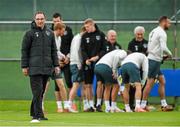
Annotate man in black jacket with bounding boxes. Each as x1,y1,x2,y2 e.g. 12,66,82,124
81,18,106,112
127,26,148,110
50,13,74,112
21,12,59,123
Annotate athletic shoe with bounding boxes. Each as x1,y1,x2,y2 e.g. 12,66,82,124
87,107,96,112
38,117,48,120
142,106,150,112
57,108,63,113
96,105,103,112
30,119,40,123
112,106,125,113
135,107,146,112
63,108,69,113
68,107,78,113
161,105,173,112
125,108,133,112
105,108,111,113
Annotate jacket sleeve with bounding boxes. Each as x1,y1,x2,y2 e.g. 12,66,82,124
21,31,31,68
159,34,172,56
80,35,89,63
51,34,59,67
127,41,133,53
66,27,74,58
98,32,106,58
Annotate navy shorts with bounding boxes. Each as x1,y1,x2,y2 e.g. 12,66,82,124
94,64,117,84
121,63,141,84
70,64,84,83
148,59,163,79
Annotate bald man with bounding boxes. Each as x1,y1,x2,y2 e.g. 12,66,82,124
96,30,123,112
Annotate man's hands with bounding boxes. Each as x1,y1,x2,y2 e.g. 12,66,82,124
55,66,60,75
85,56,99,66
22,68,29,76
59,55,70,67
90,56,99,62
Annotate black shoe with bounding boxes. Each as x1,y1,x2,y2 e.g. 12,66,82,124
88,107,95,112
38,117,48,120
96,105,103,112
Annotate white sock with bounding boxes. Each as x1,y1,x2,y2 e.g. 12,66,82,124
89,100,94,108
111,102,116,109
68,100,73,107
135,99,141,108
141,100,147,108
125,104,131,111
96,99,102,106
161,99,168,107
83,99,90,109
105,100,110,110
63,101,69,109
56,101,62,109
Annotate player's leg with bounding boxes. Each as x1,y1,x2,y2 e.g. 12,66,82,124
158,74,173,111
42,79,50,112
55,78,69,112
134,82,146,112
85,68,95,112
63,65,73,93
123,84,132,112
129,86,135,110
104,84,112,113
111,84,124,112
141,59,160,110
82,84,90,111
54,78,63,113
96,81,103,112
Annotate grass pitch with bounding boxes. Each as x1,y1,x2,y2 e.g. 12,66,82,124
0,100,180,126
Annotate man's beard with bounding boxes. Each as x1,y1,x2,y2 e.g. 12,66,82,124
164,26,169,30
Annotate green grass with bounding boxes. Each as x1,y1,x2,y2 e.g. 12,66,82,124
0,100,180,126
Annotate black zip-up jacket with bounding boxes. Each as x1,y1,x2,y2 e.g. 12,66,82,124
21,21,59,76
51,24,73,56
128,38,148,55
81,24,106,63
104,40,122,53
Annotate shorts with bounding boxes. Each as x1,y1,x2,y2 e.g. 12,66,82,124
148,59,163,79
121,62,141,84
83,64,95,84
94,64,117,84
70,64,84,83
51,71,62,80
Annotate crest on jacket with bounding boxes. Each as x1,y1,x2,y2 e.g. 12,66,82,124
96,35,101,40
86,37,90,43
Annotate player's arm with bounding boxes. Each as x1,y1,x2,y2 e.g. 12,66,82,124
160,34,172,57
81,36,90,65
142,56,149,85
21,31,32,76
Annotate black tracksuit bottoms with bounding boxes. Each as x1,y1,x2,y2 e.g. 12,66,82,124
29,74,49,119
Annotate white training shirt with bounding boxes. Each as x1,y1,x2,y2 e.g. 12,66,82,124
148,26,172,62
70,33,83,68
121,52,148,83
96,49,127,74
55,35,65,60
